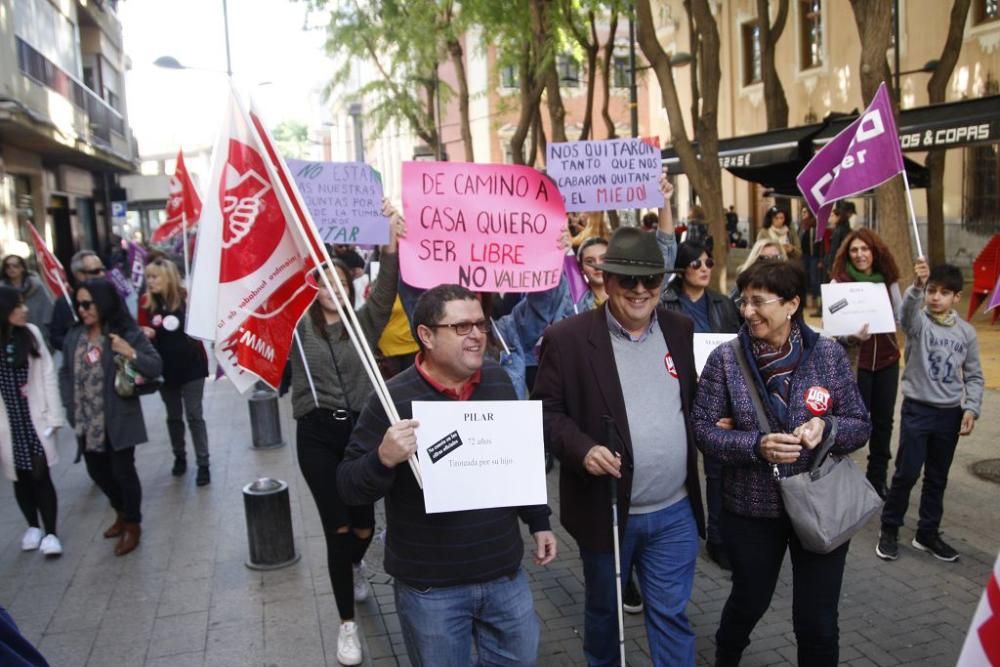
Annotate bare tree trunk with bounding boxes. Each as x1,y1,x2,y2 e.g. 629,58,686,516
447,38,475,162
925,0,972,265
578,12,599,141
544,58,568,143
510,48,545,164
757,0,789,129
528,106,541,167
601,10,619,139
637,0,727,289
849,0,912,284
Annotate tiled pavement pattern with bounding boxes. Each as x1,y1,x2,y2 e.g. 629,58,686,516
0,377,997,666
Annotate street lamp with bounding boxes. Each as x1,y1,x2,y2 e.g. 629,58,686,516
154,0,232,76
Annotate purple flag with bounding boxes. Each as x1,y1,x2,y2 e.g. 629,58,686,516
563,254,588,305
107,267,133,299
126,241,147,290
797,83,905,239
988,273,1000,312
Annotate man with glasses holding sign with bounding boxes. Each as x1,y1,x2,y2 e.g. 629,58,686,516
534,227,705,666
338,284,557,665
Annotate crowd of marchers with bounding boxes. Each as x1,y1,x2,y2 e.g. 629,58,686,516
0,176,982,666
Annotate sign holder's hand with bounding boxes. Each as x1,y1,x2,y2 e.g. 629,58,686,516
914,258,930,288
378,419,420,468
532,530,558,566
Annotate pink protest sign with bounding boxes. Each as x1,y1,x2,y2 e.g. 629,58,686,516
400,162,566,293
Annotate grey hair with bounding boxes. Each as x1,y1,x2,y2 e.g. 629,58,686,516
70,250,100,274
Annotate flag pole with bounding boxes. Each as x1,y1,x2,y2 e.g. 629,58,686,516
901,170,924,259
293,329,320,408
240,93,422,487
54,270,78,323
182,213,191,279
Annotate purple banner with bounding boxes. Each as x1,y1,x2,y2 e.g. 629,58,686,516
563,254,588,305
108,267,133,299
127,241,147,289
547,137,664,213
988,273,1000,312
286,159,389,246
797,83,905,239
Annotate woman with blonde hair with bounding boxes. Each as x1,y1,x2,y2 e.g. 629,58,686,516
138,258,210,485
728,239,787,302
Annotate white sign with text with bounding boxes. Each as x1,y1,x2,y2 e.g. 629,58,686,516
413,400,547,514
694,333,738,375
820,282,897,336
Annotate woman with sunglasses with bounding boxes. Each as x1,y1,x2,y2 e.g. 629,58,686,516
59,279,161,556
692,260,870,666
1,256,54,338
138,259,211,485
829,228,903,498
0,287,65,556
289,204,402,666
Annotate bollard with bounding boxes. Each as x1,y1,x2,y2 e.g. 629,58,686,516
243,478,300,570
248,381,285,449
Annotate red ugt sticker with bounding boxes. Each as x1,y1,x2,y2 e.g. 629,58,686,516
805,386,831,416
664,352,678,378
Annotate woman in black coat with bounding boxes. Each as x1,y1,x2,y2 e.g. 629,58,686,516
60,279,161,556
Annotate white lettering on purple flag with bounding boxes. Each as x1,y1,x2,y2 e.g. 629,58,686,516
797,83,905,239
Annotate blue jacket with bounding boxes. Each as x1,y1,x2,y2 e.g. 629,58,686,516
399,278,568,399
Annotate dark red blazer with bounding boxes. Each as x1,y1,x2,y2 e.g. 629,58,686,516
533,305,706,552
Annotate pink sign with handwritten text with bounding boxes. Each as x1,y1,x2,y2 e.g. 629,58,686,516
400,162,567,293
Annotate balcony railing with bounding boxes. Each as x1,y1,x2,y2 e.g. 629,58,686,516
14,37,125,144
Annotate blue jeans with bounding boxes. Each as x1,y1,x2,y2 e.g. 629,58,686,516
394,568,539,666
881,398,963,535
580,497,699,666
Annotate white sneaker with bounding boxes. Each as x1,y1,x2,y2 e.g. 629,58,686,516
39,534,62,557
353,562,371,602
336,620,363,665
21,527,42,551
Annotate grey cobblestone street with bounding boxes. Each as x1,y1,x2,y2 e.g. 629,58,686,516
0,377,997,666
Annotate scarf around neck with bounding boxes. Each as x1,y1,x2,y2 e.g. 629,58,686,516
845,262,884,283
750,321,804,429
924,307,957,327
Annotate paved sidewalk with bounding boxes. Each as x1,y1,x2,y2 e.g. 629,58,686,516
0,377,997,666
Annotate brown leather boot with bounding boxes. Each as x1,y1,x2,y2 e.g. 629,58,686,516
103,512,126,539
114,523,141,556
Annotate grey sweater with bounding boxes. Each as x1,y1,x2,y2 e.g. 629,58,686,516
899,285,983,417
608,315,688,514
290,252,398,419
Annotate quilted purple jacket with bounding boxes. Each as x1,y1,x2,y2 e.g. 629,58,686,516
692,322,871,518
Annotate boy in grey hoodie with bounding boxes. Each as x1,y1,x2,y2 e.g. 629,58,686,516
875,260,983,563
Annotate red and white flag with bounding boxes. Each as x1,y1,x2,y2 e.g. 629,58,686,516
958,552,1000,666
152,150,203,244
24,222,72,303
186,87,322,392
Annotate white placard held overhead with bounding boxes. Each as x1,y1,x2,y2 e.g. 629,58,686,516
820,282,897,337
412,400,547,514
694,333,738,375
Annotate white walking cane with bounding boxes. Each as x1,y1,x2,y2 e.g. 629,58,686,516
605,417,627,665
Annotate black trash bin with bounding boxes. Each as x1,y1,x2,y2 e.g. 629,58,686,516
243,478,300,570
248,382,285,449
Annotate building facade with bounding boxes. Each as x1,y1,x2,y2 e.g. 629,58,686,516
645,0,1000,261
0,0,138,270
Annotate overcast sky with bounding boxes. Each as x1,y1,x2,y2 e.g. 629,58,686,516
119,0,333,157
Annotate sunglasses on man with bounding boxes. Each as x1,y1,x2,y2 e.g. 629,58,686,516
606,273,665,290
81,267,106,276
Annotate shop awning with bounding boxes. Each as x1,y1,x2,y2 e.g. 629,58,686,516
660,94,999,196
